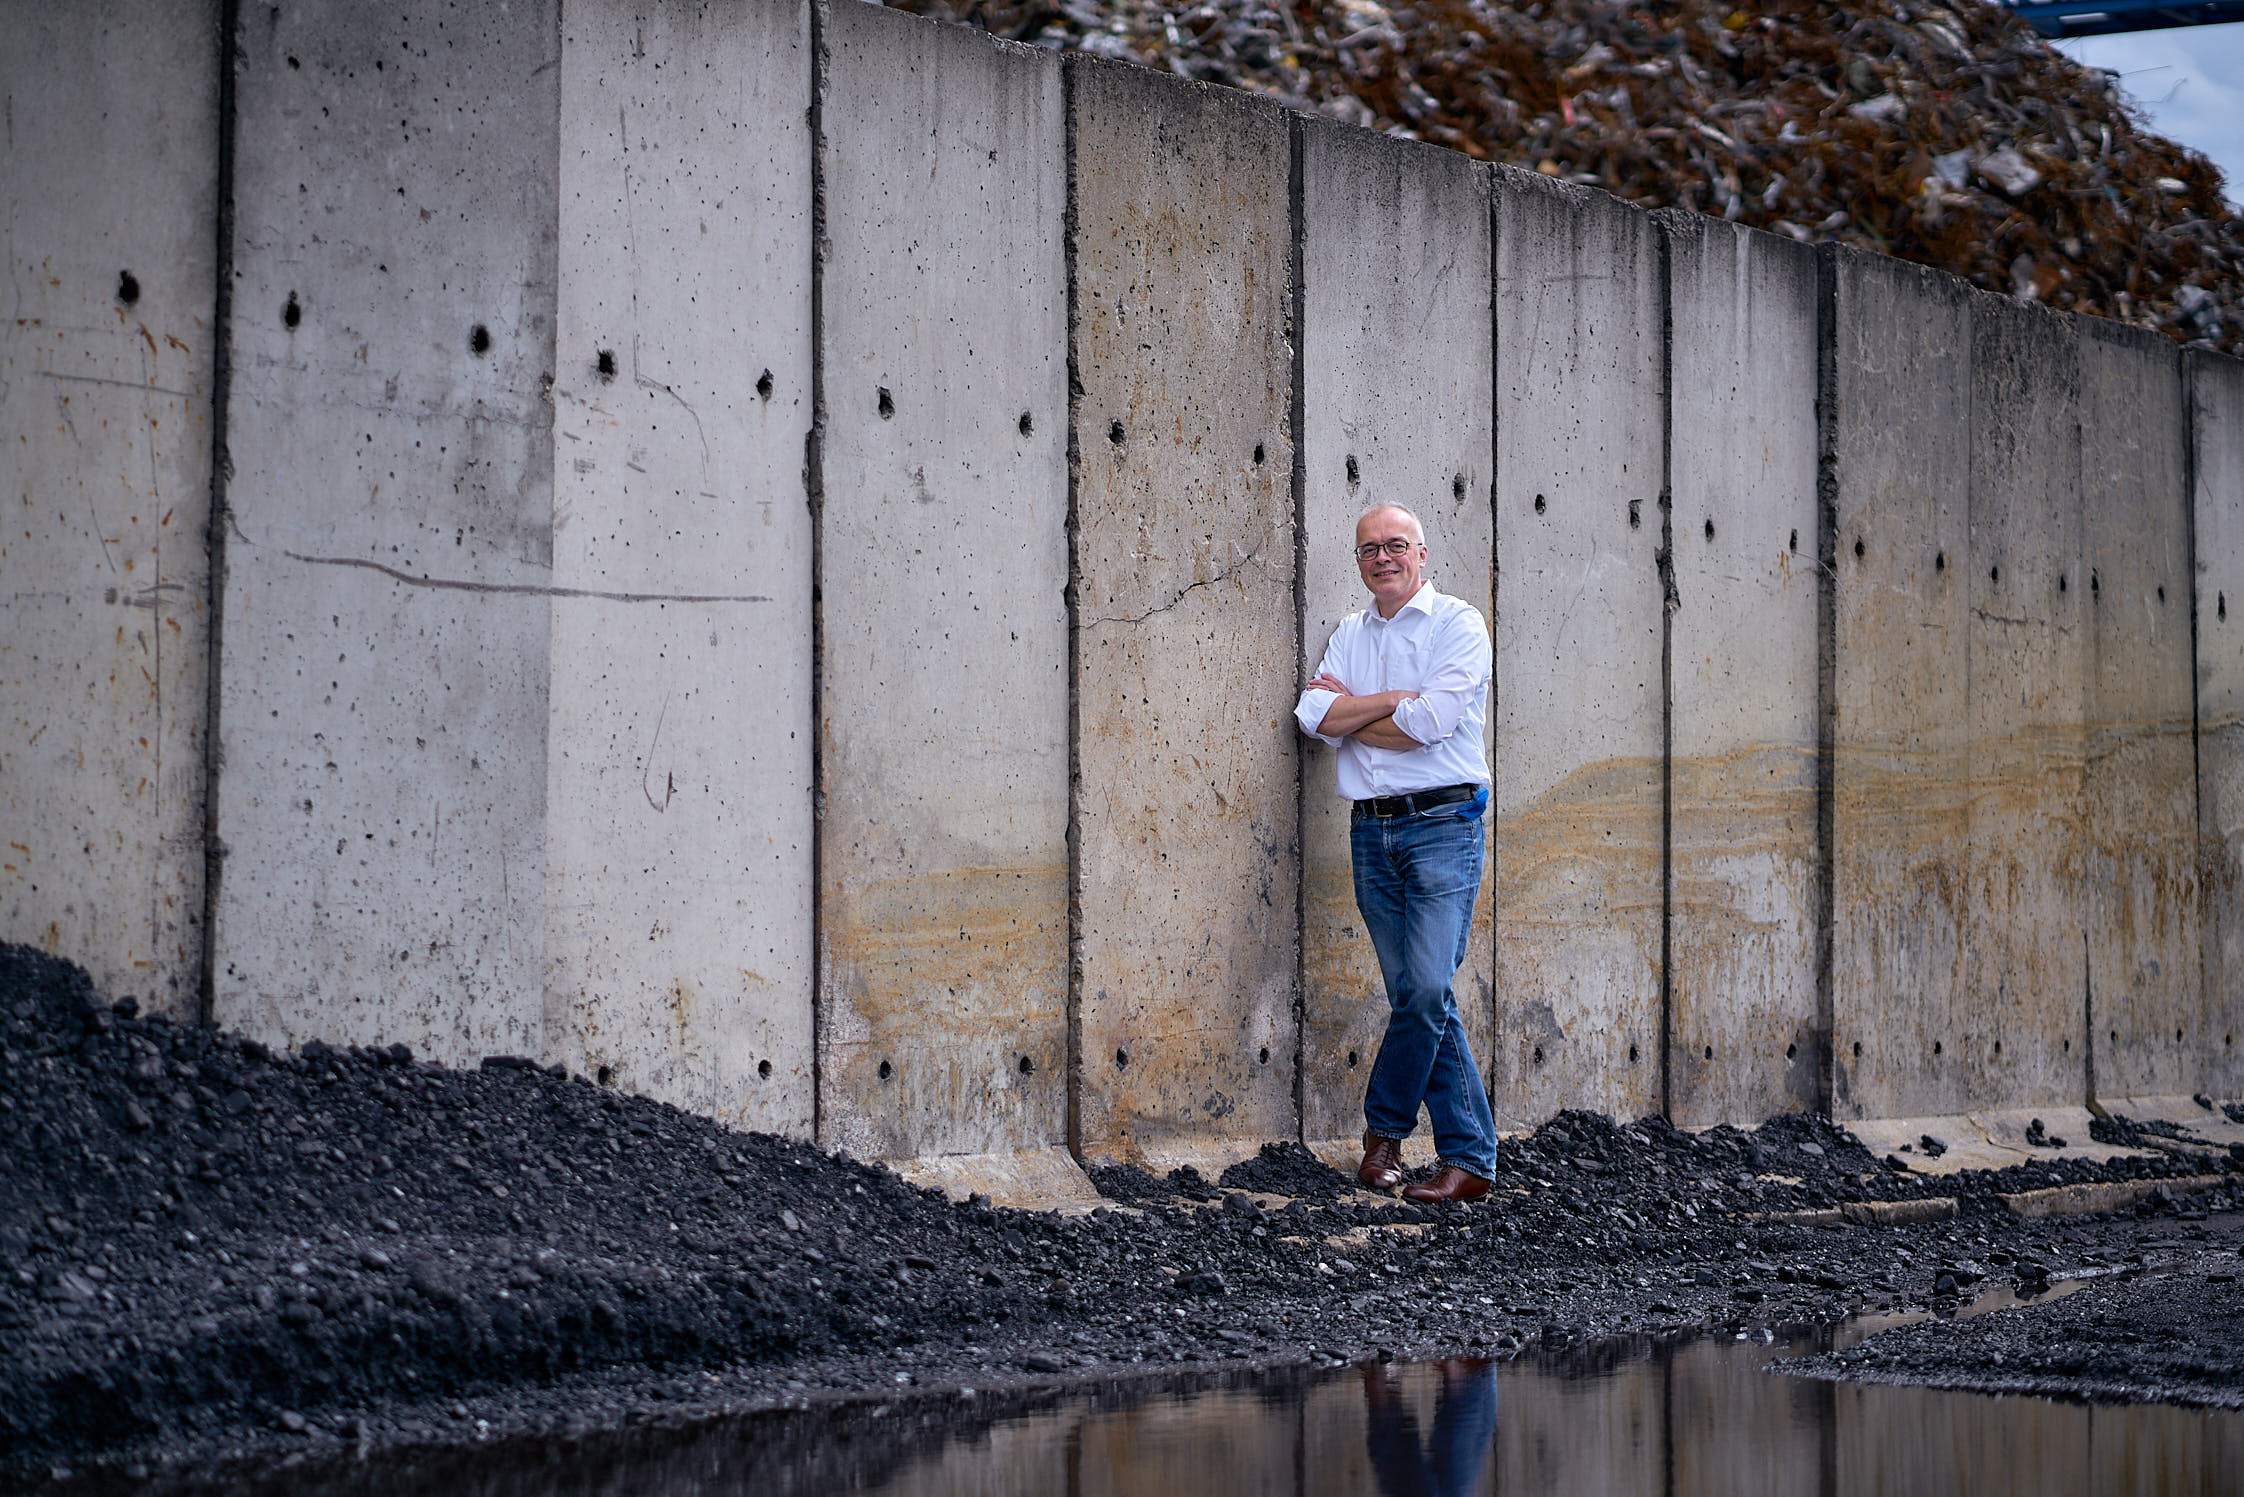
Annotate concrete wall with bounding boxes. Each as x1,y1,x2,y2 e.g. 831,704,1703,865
1662,215,1823,1128
815,1,1068,1160
1489,168,1666,1127
1829,250,1974,1121
543,0,813,1132
1296,119,1495,1147
210,0,561,1061
2077,321,2199,1102
0,0,218,1016
2194,351,2244,1095
13,0,2244,1170
1068,58,1299,1166
1962,295,2087,1111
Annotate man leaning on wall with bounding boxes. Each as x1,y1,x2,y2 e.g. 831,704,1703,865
1295,504,1497,1204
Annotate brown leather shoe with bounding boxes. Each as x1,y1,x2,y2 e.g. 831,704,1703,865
1402,1165,1492,1204
1357,1132,1404,1192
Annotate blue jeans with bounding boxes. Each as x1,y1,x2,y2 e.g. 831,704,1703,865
1351,786,1497,1179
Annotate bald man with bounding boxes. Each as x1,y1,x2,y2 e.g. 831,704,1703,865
1295,504,1496,1204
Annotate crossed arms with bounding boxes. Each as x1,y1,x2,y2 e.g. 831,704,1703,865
1306,675,1422,750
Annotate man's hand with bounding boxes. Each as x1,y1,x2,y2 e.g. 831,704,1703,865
1308,671,1351,696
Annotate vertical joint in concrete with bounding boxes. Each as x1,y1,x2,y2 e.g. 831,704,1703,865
1811,242,1840,1118
1483,165,1502,1104
1060,54,1085,1163
197,0,243,1031
806,0,831,1143
1286,111,1308,1141
1654,217,1677,1123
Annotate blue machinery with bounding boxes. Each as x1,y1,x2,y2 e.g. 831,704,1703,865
2003,0,2244,36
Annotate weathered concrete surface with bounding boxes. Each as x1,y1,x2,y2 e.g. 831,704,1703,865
1828,251,1973,1121
2078,321,2200,1101
0,0,218,1016
1070,59,1297,1167
212,1,560,1060
1670,1333,1824,1497
2194,350,2244,1095
1296,120,1494,1148
1489,168,1665,1127
542,0,811,1132
888,1145,1100,1213
1661,215,1822,1129
817,2,1068,1161
1963,296,2087,1111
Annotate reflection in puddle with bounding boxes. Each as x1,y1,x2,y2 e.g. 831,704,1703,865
131,1283,2244,1496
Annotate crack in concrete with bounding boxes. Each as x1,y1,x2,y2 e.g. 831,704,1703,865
282,551,771,605
1084,533,1277,628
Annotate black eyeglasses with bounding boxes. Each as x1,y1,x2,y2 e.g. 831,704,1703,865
1354,538,1420,561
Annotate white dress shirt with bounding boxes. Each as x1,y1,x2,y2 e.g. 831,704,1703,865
1294,581,1492,801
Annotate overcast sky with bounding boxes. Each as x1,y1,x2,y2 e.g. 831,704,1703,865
2056,21,2244,202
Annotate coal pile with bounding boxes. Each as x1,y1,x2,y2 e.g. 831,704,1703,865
892,0,2243,354
7,941,2242,1480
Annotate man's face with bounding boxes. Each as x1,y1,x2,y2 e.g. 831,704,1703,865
1355,508,1426,610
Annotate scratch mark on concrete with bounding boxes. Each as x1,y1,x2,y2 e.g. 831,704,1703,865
42,370,197,399
282,552,770,605
642,692,674,814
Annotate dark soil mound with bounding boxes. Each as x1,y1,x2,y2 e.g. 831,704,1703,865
897,0,2243,353
1219,1141,1350,1201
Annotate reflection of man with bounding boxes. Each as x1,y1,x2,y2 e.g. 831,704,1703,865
1295,504,1497,1205
1360,1357,1499,1497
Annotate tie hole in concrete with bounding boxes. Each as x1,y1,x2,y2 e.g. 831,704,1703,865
1110,420,1126,446
1345,454,1359,487
758,1059,773,1079
1018,1055,1034,1075
595,349,616,383
1533,493,1546,516
469,323,491,356
283,291,301,330
1114,1048,1129,1070
877,386,894,420
117,270,140,306
756,368,774,400
1018,410,1033,436
878,1059,893,1081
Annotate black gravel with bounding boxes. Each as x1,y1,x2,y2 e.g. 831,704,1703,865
1218,1142,1350,1202
6,942,2242,1484
1784,1240,2244,1409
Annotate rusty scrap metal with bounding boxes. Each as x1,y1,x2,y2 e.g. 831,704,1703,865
893,0,2242,353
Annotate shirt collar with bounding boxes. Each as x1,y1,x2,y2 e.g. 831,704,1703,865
1369,580,1438,625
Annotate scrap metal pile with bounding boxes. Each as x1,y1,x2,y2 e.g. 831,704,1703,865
891,0,2242,352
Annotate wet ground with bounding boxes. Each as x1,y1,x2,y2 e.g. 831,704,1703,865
6,943,2243,1486
40,1284,2244,1494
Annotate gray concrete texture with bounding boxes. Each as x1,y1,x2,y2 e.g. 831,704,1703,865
210,0,561,1062
2076,320,2200,1102
1295,119,1494,1147
1068,57,1299,1166
1963,294,2087,1112
1489,167,1665,1128
1661,214,1822,1129
1829,250,1974,1121
543,0,814,1133
815,1,1068,1161
0,0,219,1016
2193,350,2244,1095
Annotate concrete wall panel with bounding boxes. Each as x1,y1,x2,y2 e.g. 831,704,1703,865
212,1,560,1060
2193,350,2244,1094
543,0,813,1132
1962,296,2087,1110
1297,120,1494,1146
1663,216,1822,1128
1490,169,1665,1127
2078,321,2199,1100
0,0,218,1015
1070,59,1297,1164
816,1,1068,1160
1829,251,1973,1121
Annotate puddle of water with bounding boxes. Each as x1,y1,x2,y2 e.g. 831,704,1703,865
97,1282,2244,1496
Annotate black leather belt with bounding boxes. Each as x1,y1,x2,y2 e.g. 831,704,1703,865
1353,783,1478,819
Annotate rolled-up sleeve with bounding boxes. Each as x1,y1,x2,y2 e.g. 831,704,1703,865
1295,632,1347,746
1391,608,1491,747
1296,687,1343,746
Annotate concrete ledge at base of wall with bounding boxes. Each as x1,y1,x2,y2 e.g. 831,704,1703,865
1845,1109,2162,1176
887,1147,1105,1213
1998,1174,2228,1219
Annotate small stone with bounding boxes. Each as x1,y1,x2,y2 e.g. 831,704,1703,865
1021,1352,1066,1373
122,1101,153,1131
359,1247,392,1271
1222,1192,1257,1217
278,1411,307,1434
781,1209,802,1233
1798,1142,1823,1158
